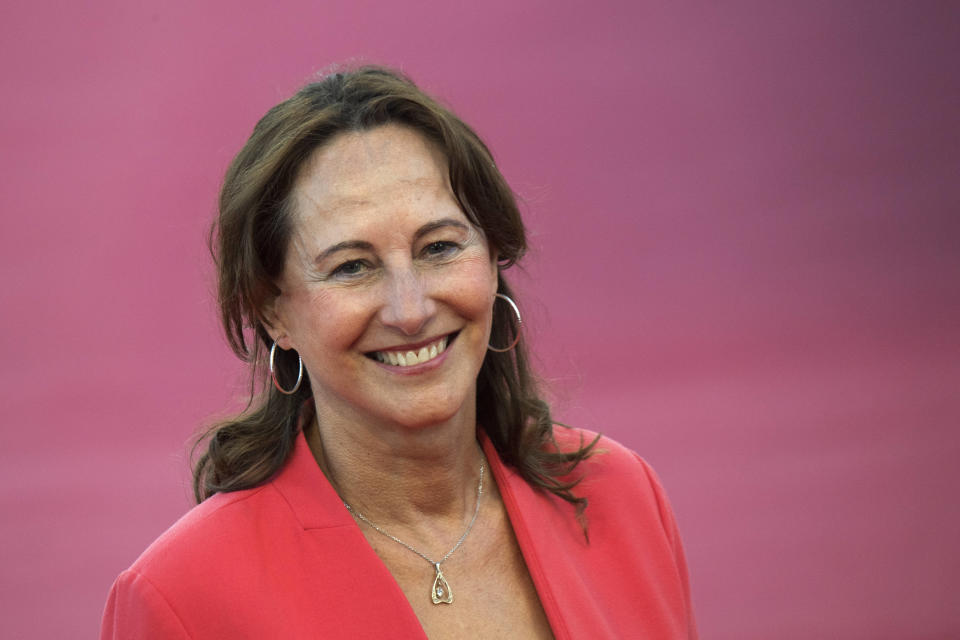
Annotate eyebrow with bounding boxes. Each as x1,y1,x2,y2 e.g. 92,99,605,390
313,218,471,264
413,218,471,241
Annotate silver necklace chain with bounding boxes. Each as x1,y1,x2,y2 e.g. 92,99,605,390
342,462,484,604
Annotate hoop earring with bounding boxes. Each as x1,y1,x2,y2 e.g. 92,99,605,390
269,341,303,395
488,293,522,353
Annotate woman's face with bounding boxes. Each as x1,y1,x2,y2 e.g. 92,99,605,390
270,124,499,432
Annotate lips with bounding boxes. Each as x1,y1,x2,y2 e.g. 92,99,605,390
369,334,452,367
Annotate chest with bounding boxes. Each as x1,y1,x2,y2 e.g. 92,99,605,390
359,499,554,640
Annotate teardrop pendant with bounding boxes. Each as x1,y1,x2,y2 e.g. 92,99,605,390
431,563,453,604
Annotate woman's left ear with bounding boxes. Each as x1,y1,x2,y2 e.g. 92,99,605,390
261,299,293,350
489,253,500,295
272,333,294,351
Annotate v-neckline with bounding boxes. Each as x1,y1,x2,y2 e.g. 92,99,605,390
271,428,567,639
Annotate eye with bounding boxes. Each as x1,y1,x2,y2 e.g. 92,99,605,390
331,259,369,277
422,241,459,258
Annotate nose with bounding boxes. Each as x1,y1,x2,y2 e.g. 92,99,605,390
379,266,436,336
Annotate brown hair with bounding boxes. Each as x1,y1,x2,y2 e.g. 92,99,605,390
193,65,598,517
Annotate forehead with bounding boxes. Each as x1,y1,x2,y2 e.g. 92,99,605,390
290,124,452,224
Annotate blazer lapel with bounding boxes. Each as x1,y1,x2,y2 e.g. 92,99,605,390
272,431,429,639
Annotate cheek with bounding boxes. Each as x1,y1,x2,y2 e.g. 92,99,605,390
283,289,371,353
442,257,498,321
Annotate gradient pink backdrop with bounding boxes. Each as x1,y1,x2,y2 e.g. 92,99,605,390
2,2,958,638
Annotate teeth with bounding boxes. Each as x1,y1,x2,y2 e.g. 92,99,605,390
375,336,449,367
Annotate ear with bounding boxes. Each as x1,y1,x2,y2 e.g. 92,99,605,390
489,251,500,296
261,296,294,350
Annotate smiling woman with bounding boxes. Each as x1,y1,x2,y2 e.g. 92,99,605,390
100,66,697,639
270,126,499,435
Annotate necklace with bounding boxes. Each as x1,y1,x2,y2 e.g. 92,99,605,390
343,462,484,605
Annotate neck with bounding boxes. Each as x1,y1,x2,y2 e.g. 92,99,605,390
305,406,484,530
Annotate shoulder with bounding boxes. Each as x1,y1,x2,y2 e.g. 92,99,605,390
551,426,683,545
126,484,283,579
101,442,422,638
551,425,655,485
530,427,698,636
109,429,354,607
101,485,289,639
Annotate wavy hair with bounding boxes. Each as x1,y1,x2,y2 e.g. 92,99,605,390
193,66,598,518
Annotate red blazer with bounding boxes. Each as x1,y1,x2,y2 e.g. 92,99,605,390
101,428,697,639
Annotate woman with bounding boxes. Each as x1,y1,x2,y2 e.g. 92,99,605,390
101,66,697,639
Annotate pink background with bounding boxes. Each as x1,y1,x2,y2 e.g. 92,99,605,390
2,2,958,638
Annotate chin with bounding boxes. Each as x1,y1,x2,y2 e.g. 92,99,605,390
384,397,467,431
391,411,458,431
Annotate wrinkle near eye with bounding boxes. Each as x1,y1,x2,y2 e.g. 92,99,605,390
278,232,313,286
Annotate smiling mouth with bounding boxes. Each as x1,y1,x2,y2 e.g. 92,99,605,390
367,333,456,367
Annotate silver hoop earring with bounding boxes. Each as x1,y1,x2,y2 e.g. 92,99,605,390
488,293,522,353
269,341,303,395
